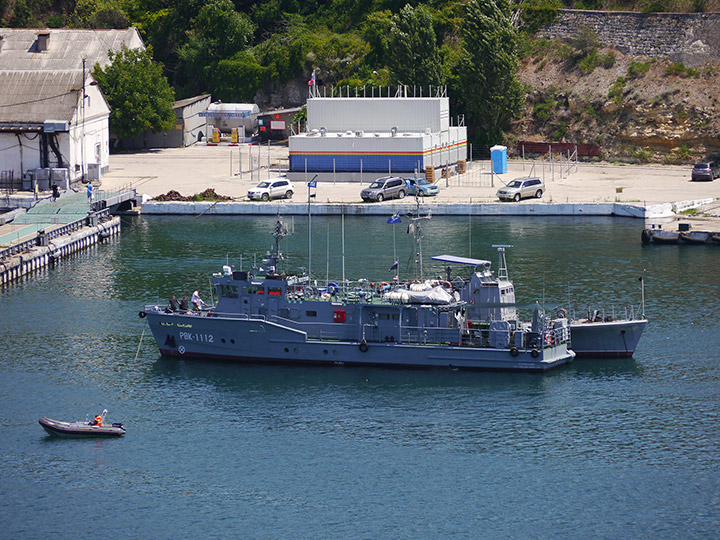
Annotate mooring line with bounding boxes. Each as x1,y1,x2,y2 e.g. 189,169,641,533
134,325,146,361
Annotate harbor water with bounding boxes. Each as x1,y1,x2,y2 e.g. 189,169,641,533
1,214,719,539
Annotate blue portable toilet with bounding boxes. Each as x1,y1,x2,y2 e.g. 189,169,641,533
490,145,507,174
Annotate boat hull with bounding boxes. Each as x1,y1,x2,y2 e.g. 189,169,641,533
39,417,126,437
145,311,575,372
679,231,709,244
570,319,647,358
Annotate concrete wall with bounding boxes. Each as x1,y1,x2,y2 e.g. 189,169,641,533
140,200,650,217
0,81,109,185
537,10,720,67
308,97,449,133
181,96,212,146
289,126,467,174
120,95,212,149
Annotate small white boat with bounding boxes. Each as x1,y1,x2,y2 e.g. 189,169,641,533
39,410,125,437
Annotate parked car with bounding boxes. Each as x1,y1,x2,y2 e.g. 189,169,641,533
406,177,439,197
361,176,407,202
496,177,544,202
248,179,294,201
691,161,720,181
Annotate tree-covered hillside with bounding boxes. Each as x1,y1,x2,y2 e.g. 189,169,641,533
2,0,718,154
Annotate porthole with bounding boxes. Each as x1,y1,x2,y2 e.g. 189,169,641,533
284,347,289,353
323,349,329,355
230,339,235,344
221,338,226,343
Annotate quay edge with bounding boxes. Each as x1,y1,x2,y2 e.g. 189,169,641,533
0,217,121,286
140,201,658,218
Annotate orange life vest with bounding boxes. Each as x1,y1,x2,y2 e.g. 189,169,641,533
94,416,103,426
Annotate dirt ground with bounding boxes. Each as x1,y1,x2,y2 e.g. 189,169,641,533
516,47,720,159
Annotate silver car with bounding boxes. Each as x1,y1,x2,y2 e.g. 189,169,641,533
248,179,295,201
361,176,407,202
497,177,544,202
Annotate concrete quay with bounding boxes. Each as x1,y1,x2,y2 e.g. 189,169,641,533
0,216,120,286
96,144,720,223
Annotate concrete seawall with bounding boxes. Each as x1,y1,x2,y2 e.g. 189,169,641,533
139,199,714,219
0,217,121,286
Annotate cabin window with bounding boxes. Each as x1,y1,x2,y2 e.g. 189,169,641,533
379,313,390,320
243,286,260,294
218,284,238,298
306,310,317,317
392,314,400,320
268,287,283,296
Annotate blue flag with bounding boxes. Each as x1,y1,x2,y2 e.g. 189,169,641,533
308,179,317,188
388,260,398,272
386,213,401,224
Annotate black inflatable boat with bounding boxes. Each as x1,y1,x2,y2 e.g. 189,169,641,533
39,415,126,438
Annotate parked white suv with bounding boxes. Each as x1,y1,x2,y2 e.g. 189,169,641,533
248,179,295,201
496,177,544,202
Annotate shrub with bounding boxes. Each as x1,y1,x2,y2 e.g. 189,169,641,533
601,52,616,68
630,146,652,162
577,48,599,74
665,62,699,78
627,60,651,78
549,121,568,141
608,77,626,103
533,97,556,121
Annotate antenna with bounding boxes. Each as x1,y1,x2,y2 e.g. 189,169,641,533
640,269,646,319
491,245,513,281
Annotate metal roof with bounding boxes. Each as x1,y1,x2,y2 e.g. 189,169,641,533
0,70,82,123
430,255,491,267
0,28,144,71
174,94,210,109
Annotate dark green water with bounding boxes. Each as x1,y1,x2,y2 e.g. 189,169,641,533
1,214,719,539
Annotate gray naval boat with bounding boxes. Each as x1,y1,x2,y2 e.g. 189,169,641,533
567,308,647,358
141,219,575,372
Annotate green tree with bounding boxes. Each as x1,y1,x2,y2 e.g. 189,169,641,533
458,0,524,151
177,0,255,94
70,0,129,29
387,4,443,87
93,46,176,139
362,10,393,71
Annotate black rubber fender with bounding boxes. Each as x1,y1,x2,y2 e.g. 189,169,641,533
510,347,519,357
359,340,369,353
138,311,147,318
531,348,539,358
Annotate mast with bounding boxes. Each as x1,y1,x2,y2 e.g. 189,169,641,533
491,244,513,281
408,197,431,281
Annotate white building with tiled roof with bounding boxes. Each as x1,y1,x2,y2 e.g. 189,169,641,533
0,28,144,190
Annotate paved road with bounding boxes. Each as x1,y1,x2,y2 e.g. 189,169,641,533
99,143,719,207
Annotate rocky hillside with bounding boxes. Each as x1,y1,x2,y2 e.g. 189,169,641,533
512,40,720,164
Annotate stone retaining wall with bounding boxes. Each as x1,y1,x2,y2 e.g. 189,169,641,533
537,10,720,66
